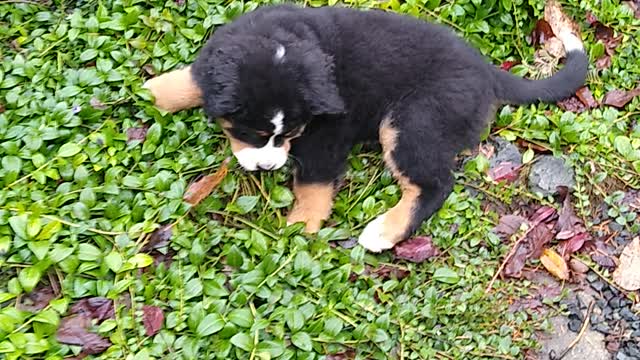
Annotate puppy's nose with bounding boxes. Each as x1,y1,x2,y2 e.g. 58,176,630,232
257,163,275,171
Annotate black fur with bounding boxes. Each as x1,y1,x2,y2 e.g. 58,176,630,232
190,4,588,241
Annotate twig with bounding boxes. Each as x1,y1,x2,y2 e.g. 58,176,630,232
549,300,595,360
485,219,543,294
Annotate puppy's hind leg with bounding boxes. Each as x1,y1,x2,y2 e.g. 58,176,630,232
358,116,454,252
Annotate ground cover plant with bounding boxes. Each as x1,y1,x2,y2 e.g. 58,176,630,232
1,0,639,359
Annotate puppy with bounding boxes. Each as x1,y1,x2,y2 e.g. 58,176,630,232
146,4,588,252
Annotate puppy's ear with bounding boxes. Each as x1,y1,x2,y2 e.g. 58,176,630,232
191,41,242,118
294,41,345,116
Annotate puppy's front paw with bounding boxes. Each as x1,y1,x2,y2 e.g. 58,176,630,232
286,212,323,233
358,214,397,252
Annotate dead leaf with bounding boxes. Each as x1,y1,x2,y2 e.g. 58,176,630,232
557,96,588,113
544,0,581,39
575,87,598,109
500,60,520,71
595,55,612,70
528,223,554,259
126,126,149,143
335,237,358,249
554,187,585,239
531,19,555,48
602,88,640,108
326,350,356,360
17,284,56,312
563,232,590,254
142,305,164,336
478,143,495,159
493,215,527,237
612,237,640,290
504,243,530,278
70,297,114,323
540,248,570,280
371,265,410,280
569,258,590,274
591,253,616,268
183,158,230,205
89,97,108,110
393,236,440,263
141,224,173,252
488,161,522,183
56,316,112,355
142,64,156,76
530,206,557,224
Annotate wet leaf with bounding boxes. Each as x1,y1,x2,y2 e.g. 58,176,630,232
142,224,173,251
488,161,521,183
530,19,554,48
126,126,149,143
612,237,640,291
56,316,112,354
291,332,313,352
539,248,569,280
371,265,410,280
17,285,56,312
196,313,224,336
393,236,440,263
557,96,588,113
183,159,230,205
70,297,114,323
561,232,590,256
433,267,460,284
591,254,616,268
142,305,164,336
575,87,598,109
602,88,640,108
493,215,527,237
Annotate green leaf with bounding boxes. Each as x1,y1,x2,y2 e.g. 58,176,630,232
256,340,285,357
78,243,102,261
36,221,61,240
9,214,28,239
57,143,82,157
104,251,123,273
285,309,304,332
228,308,253,328
79,48,99,62
27,241,50,260
270,185,294,208
226,245,244,268
19,266,42,292
230,332,253,352
196,314,225,336
228,196,259,214
127,253,153,268
146,123,162,144
433,267,460,284
522,148,534,164
291,332,313,351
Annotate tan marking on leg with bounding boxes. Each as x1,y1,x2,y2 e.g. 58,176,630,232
143,66,203,113
359,117,421,252
378,118,422,243
287,182,335,233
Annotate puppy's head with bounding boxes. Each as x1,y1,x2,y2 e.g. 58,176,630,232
192,35,345,171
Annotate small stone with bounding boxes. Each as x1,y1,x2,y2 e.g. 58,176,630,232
568,319,582,332
620,308,637,322
631,330,640,337
609,297,623,309
592,280,606,292
631,321,640,330
528,155,575,196
609,222,624,232
598,299,609,310
617,353,632,360
594,323,610,334
604,290,614,300
587,272,599,283
613,312,621,321
627,344,640,357
590,313,602,324
489,138,522,167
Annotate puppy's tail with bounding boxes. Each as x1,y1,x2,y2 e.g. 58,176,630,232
493,32,588,105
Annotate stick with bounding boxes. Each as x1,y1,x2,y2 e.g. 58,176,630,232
549,300,595,360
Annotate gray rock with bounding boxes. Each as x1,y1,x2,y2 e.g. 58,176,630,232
490,137,522,167
539,315,611,360
528,155,575,196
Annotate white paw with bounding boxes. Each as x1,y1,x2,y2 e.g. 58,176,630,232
358,214,396,252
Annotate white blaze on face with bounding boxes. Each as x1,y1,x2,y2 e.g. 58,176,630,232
234,110,289,171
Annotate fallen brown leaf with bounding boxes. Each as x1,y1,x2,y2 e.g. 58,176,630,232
591,253,617,268
183,158,230,205
141,224,173,252
595,55,612,70
540,248,570,280
569,258,590,274
142,305,164,336
602,88,640,108
557,96,588,113
371,265,410,280
56,316,112,355
70,297,114,323
126,126,149,143
544,0,581,39
393,236,440,263
17,284,56,312
575,87,598,109
488,161,522,183
531,19,555,48
493,215,527,238
612,237,640,290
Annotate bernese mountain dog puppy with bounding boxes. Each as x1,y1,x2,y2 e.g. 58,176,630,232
144,3,588,252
